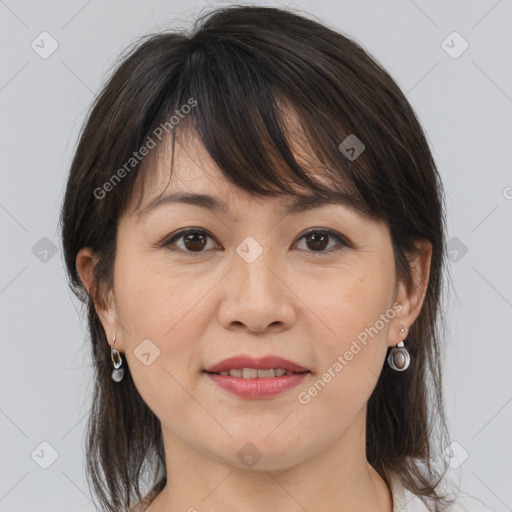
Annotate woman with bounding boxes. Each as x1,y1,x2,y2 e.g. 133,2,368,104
60,5,494,512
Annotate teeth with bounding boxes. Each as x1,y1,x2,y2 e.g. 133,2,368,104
216,368,293,378
243,368,258,378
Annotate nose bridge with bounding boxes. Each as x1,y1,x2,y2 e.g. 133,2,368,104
234,236,279,300
217,235,295,332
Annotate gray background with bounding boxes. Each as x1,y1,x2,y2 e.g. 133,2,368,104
0,1,511,511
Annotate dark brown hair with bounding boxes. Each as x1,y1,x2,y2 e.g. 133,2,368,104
60,5,454,511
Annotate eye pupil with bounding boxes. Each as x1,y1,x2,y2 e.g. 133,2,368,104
184,232,207,251
306,232,329,251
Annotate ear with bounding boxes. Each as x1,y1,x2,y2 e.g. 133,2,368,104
387,238,432,347
75,247,123,352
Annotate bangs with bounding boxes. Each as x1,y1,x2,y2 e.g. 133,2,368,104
128,34,379,221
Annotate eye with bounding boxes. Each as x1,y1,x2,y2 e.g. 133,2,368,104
294,229,348,254
163,228,219,255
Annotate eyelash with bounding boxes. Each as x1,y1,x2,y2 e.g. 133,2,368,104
161,228,350,256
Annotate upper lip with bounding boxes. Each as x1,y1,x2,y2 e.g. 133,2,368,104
204,355,310,373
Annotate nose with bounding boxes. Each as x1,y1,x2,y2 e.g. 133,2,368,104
217,245,296,334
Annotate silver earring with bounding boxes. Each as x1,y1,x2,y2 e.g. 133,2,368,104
388,327,410,371
111,333,125,382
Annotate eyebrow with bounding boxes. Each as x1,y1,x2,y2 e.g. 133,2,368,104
136,191,366,219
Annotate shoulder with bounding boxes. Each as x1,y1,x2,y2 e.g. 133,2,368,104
390,472,496,512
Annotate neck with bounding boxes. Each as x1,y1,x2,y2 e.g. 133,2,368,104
147,412,393,512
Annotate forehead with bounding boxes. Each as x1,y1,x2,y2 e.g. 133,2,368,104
126,126,342,218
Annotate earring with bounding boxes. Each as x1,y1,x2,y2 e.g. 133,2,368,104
110,333,125,382
387,326,410,371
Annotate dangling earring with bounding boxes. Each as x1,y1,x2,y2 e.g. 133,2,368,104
388,326,410,371
111,333,125,382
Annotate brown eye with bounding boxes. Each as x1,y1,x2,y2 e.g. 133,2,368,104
305,232,329,251
295,229,347,254
165,229,217,254
182,232,207,251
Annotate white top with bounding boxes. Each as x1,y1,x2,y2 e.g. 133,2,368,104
390,472,496,512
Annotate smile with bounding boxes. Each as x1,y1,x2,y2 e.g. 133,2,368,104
207,368,307,378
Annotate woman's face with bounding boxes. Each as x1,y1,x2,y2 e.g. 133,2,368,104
78,132,431,471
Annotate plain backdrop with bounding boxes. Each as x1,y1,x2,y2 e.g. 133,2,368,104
0,1,511,511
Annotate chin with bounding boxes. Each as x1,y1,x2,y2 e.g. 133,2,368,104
211,435,314,472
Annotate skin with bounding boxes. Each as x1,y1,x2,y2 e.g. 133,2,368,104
77,131,432,512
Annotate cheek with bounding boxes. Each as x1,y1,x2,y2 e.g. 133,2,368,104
114,256,209,424
112,249,223,413
294,279,391,441
114,247,211,340
296,260,393,395
300,258,394,339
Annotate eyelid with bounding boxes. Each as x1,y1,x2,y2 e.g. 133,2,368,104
157,227,219,253
159,227,352,254
295,228,353,250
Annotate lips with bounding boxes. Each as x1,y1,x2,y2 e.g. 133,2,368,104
203,355,310,374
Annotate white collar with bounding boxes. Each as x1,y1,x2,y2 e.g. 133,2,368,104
390,472,432,512
389,471,495,512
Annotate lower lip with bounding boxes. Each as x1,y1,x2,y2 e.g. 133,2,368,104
204,371,310,398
